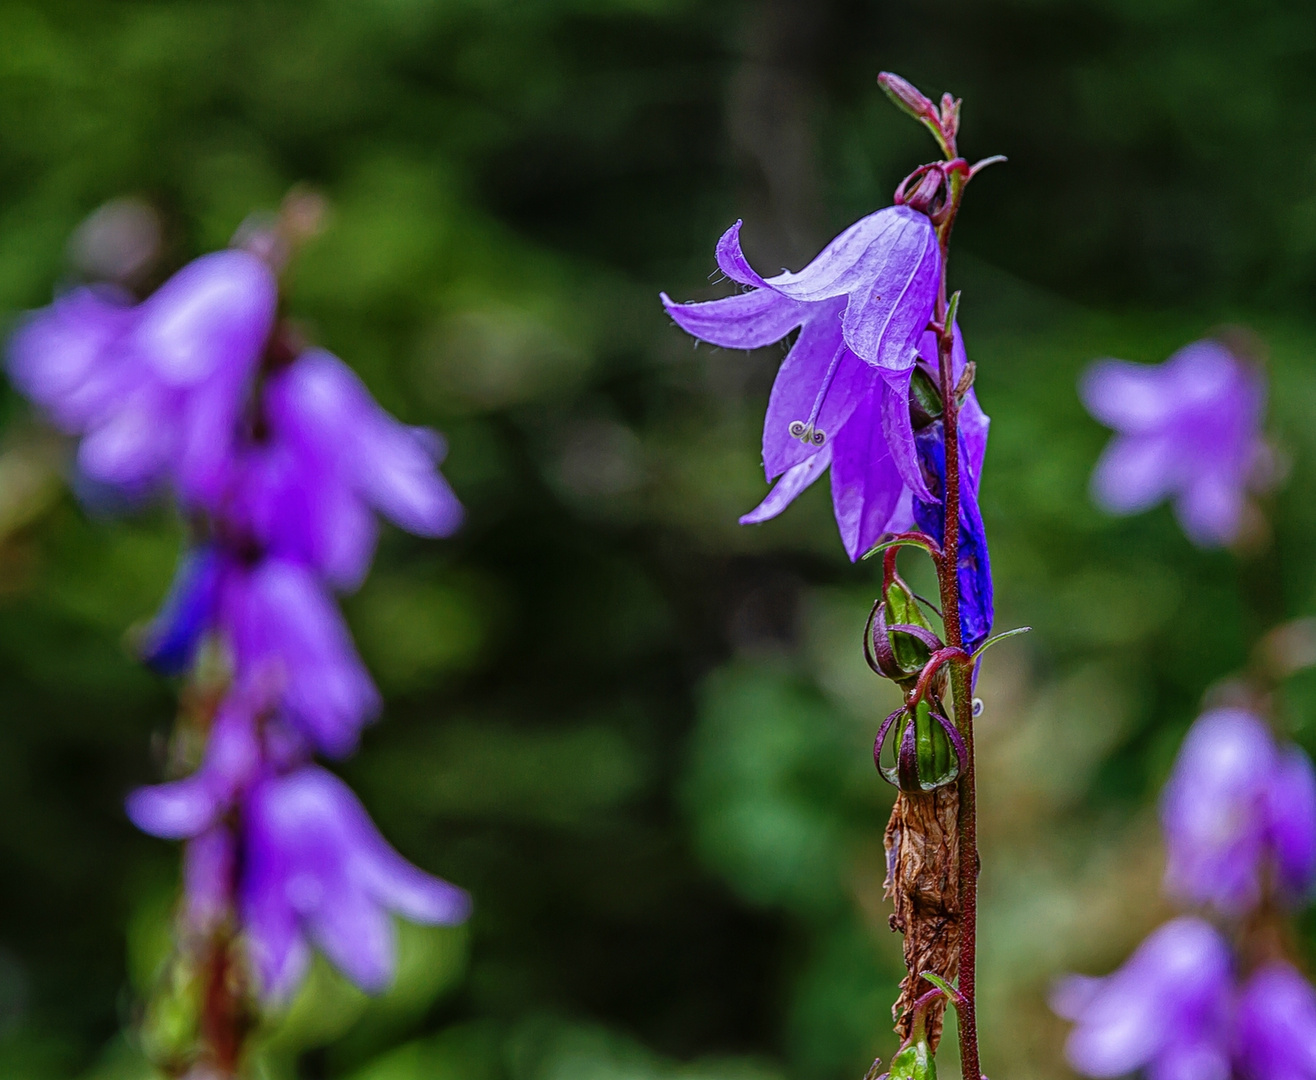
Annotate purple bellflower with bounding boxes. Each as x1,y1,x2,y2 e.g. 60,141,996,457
661,210,991,600
1080,338,1268,547
242,766,471,998
11,231,469,1005
1053,917,1234,1080
1161,708,1316,915
223,348,462,591
1236,962,1316,1080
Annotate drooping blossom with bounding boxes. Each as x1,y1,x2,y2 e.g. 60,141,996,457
10,232,470,1001
1161,708,1316,915
661,210,991,595
1080,338,1268,547
1053,917,1234,1080
221,348,462,591
241,766,471,997
1235,962,1316,1080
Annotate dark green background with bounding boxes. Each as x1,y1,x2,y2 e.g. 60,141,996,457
0,1,1312,1078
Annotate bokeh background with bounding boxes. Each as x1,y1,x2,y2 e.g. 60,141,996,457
0,1,1314,1078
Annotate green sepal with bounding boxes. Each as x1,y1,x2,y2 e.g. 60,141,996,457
886,577,934,675
970,625,1032,664
888,1039,937,1080
909,367,943,429
918,971,961,1006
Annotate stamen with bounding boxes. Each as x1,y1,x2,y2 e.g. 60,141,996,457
788,340,849,447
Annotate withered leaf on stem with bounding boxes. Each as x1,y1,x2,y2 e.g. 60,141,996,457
884,787,960,1049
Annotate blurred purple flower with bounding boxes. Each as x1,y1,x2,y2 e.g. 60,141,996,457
1161,708,1316,915
225,348,462,590
1236,962,1316,1080
663,212,991,563
1053,917,1234,1080
8,251,278,506
241,766,470,997
219,556,382,758
1080,339,1267,547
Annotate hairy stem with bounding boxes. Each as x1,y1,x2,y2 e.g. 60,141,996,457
932,173,981,1080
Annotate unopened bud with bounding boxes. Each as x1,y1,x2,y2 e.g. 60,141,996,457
866,558,940,687
939,93,961,139
879,72,938,123
876,697,963,793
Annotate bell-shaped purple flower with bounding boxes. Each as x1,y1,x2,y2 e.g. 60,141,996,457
661,211,983,563
1161,708,1316,915
9,250,278,506
1053,917,1234,1080
241,765,470,998
1235,962,1316,1080
218,556,381,758
1080,338,1268,547
137,551,382,758
224,348,462,591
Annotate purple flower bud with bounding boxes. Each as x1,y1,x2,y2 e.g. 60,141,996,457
1235,962,1316,1080
1080,338,1268,547
1053,917,1233,1080
241,765,470,998
1161,708,1316,914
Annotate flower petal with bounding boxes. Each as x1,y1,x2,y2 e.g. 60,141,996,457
223,558,381,757
879,366,932,501
739,444,832,526
1080,359,1178,433
761,300,876,478
7,286,137,432
1161,708,1274,914
139,545,221,675
1089,434,1179,515
1175,470,1244,547
764,207,910,302
829,384,906,561
1268,747,1316,900
714,220,771,287
1236,963,1316,1080
1061,919,1231,1079
132,250,276,386
307,884,396,994
660,288,805,351
126,775,221,839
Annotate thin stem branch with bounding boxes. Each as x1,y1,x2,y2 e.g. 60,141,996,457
930,171,982,1080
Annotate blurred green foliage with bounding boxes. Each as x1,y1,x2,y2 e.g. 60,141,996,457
0,1,1315,1079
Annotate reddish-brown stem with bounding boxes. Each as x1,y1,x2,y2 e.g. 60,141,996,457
930,169,982,1080
199,930,249,1077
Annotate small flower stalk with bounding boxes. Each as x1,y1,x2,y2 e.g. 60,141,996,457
664,74,1014,1080
7,193,471,1077
1059,336,1316,1080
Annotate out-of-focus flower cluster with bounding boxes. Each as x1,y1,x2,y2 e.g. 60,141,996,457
7,222,469,1001
1054,707,1316,1080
